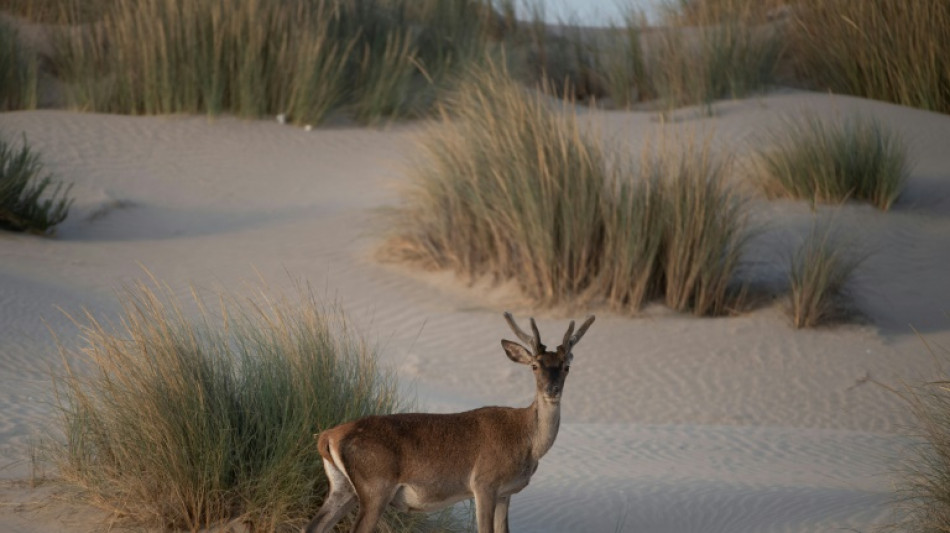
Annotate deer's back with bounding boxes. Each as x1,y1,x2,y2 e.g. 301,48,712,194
320,406,535,489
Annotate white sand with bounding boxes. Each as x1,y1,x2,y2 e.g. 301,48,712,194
1,91,949,532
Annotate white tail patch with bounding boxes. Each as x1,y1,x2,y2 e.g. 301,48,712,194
327,436,355,490
303,313,595,533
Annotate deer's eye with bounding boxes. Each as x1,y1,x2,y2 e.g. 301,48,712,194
564,366,570,373
531,364,539,371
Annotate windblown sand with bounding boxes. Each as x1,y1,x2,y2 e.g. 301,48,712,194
1,91,949,532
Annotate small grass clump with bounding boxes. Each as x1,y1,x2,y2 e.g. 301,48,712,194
0,134,71,234
891,338,950,532
757,114,909,210
0,19,38,110
52,0,492,124
786,223,863,328
380,63,748,315
44,278,407,530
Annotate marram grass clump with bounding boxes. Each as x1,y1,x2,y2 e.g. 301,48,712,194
380,63,748,316
43,278,407,531
757,114,909,210
786,223,864,328
52,0,493,124
891,337,950,532
0,19,38,111
649,18,782,112
0,134,72,234
789,0,950,115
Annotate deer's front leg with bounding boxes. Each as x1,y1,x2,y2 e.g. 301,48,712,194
493,495,510,533
473,487,499,533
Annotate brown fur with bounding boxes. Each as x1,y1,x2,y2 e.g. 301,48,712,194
303,314,594,533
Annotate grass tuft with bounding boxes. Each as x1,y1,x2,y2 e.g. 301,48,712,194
891,336,950,532
786,222,863,328
600,10,654,107
789,0,950,115
661,143,748,315
0,134,72,234
380,62,748,315
650,17,782,112
757,114,909,210
0,19,38,111
42,277,407,530
380,61,608,306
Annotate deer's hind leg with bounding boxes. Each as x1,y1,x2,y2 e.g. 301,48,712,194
304,459,357,533
351,480,398,533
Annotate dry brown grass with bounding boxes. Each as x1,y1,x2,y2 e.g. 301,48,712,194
42,277,413,530
380,62,749,315
788,0,950,114
786,222,864,328
890,335,950,532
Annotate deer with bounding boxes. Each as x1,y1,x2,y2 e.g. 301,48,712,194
303,312,595,533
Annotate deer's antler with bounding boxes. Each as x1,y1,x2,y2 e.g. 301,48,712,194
562,315,595,351
503,312,543,354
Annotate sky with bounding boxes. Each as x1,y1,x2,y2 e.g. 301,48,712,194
538,0,661,25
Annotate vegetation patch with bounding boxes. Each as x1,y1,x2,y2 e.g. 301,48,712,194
380,63,748,316
786,222,864,328
666,0,950,115
0,134,71,234
0,19,37,111
42,278,410,530
500,2,782,112
51,0,492,124
4,0,949,118
756,114,909,210
891,338,950,531
648,17,782,112
789,0,950,115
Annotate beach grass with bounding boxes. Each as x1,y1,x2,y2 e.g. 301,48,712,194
757,114,909,210
649,13,782,112
0,0,121,23
380,62,748,315
670,0,950,115
0,19,37,111
51,0,493,124
500,0,781,111
6,0,949,118
600,10,653,108
789,0,950,115
42,277,412,530
379,61,609,307
786,223,863,328
659,142,748,315
0,134,71,234
891,336,950,531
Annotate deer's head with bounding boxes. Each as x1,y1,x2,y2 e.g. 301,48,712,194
501,312,595,404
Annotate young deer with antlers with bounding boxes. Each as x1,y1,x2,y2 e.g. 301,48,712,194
303,312,595,533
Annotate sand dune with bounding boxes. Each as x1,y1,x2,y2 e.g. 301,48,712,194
1,90,949,531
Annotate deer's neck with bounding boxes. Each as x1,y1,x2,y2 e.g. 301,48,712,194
528,396,561,459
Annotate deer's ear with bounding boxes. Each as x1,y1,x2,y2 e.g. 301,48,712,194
502,340,534,365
